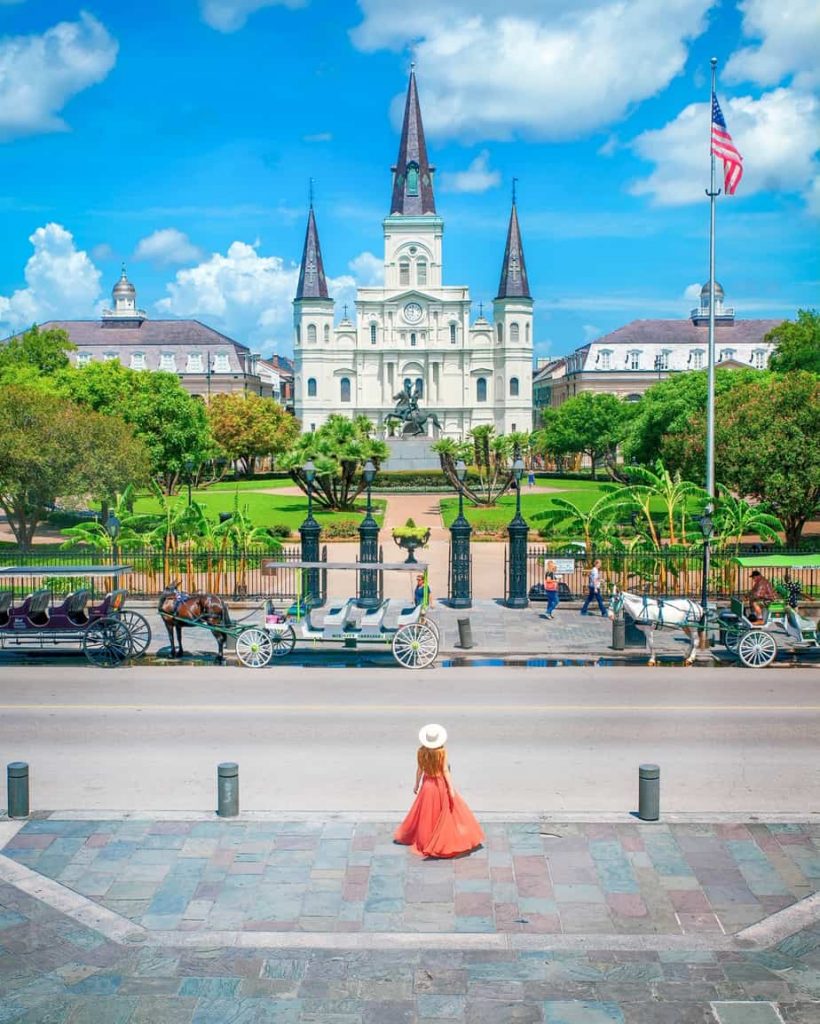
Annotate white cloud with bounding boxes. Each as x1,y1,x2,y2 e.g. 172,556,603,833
725,0,820,91
630,88,820,209
0,13,118,142
806,175,820,217
348,251,384,285
582,324,602,341
683,282,702,302
134,228,204,266
352,0,711,141
90,243,115,262
0,223,102,333
303,132,332,143
440,150,501,193
199,0,304,32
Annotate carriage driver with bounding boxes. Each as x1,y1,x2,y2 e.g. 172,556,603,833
747,569,776,623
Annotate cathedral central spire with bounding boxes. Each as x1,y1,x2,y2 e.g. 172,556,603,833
295,203,329,300
390,68,436,216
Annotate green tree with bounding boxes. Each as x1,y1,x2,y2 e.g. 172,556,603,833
0,324,75,379
434,426,516,507
0,386,150,548
532,489,632,556
663,372,819,546
622,368,758,468
208,393,299,476
56,360,214,492
712,485,783,559
537,393,631,479
766,309,820,374
279,415,389,511
625,459,707,549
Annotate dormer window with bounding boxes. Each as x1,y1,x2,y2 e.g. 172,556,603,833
76,352,91,367
719,348,736,362
406,161,419,196
214,352,230,373
105,351,118,361
130,352,146,370
187,353,203,373
160,352,176,372
598,350,612,370
627,349,641,370
752,349,766,369
690,349,704,370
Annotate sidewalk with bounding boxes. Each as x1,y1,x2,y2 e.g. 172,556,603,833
1,814,818,1022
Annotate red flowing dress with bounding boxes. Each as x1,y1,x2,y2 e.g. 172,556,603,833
394,748,484,858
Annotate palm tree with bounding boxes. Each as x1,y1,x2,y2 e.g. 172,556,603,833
213,491,282,595
433,427,515,507
533,489,632,558
626,460,707,548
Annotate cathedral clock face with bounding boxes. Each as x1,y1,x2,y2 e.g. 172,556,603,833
403,301,423,324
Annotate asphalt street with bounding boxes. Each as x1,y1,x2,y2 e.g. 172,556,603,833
0,664,817,815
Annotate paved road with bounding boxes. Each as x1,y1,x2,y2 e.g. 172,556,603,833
1,665,818,815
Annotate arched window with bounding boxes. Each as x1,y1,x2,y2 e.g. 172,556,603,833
307,377,317,397
295,325,301,345
449,322,457,344
340,377,351,403
323,324,330,343
496,323,503,344
476,377,487,402
307,323,317,343
526,322,530,343
415,377,424,398
510,377,519,397
403,378,412,392
510,323,520,342
410,332,417,347
416,259,427,286
399,259,410,287
370,322,377,344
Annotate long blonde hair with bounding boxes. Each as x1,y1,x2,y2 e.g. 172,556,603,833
417,745,446,776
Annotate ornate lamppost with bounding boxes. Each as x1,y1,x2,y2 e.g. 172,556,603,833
299,460,321,606
358,459,379,608
506,450,529,608
697,504,714,648
449,459,472,608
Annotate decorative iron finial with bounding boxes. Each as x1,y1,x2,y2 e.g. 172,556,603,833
120,262,127,277
309,178,315,208
512,177,518,204
410,60,416,73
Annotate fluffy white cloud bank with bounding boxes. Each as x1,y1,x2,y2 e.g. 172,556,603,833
134,229,204,266
0,13,118,142
630,88,820,209
348,251,384,285
725,0,820,91
0,223,102,332
352,0,711,140
199,0,304,32
440,151,501,193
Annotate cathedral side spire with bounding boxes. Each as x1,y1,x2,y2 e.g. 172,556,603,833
390,68,436,216
295,203,329,300
495,197,530,300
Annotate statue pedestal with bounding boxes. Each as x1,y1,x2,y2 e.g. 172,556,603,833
384,436,440,472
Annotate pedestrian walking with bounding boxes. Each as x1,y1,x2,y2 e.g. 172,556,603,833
394,724,484,859
543,559,560,619
580,559,607,615
527,469,536,488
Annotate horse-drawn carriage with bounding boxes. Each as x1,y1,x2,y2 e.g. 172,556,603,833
0,565,151,667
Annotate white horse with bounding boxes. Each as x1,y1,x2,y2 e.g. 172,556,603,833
608,588,704,666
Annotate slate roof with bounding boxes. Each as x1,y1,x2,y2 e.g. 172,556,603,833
496,202,531,300
390,70,436,216
295,206,330,300
588,318,781,347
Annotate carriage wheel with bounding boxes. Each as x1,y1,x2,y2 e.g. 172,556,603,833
83,618,132,667
723,627,740,653
235,627,274,668
421,616,440,638
118,611,152,658
737,629,777,668
267,624,296,658
392,623,439,669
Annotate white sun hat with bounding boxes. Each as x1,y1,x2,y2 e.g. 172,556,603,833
418,723,447,749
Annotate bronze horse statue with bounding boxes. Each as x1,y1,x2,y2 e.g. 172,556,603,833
158,582,230,662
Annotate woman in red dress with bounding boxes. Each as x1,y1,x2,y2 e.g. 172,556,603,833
394,723,484,859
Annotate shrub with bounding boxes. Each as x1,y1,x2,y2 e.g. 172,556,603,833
322,519,360,539
267,523,293,539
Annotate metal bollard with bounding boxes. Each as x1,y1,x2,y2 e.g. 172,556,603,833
638,763,660,821
611,616,625,651
7,762,30,819
217,762,239,818
456,618,474,649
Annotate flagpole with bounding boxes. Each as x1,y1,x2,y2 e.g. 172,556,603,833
705,56,719,503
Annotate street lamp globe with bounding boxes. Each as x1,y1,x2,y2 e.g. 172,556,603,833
455,459,467,484
512,456,525,483
363,460,376,485
303,460,316,485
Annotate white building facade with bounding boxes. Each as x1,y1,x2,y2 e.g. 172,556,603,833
293,71,533,437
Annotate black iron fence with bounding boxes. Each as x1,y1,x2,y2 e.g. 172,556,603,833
0,547,316,601
525,546,819,602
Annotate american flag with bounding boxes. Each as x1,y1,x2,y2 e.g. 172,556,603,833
711,93,743,195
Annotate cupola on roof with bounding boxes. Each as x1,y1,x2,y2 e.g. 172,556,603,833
113,264,136,297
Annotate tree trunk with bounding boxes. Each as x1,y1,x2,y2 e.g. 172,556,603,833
784,517,805,548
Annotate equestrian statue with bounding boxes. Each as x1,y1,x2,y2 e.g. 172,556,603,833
384,381,442,437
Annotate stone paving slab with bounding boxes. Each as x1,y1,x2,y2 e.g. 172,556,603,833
3,820,818,940
1,877,819,1023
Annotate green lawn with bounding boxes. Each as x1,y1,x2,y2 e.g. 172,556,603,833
440,481,621,529
198,477,294,492
132,490,385,533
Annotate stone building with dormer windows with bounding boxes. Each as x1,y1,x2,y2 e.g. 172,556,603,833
293,70,534,437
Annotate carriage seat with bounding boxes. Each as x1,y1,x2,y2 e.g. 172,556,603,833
359,601,388,636
89,588,127,619
22,588,51,626
396,603,422,629
63,589,92,625
0,591,12,627
321,599,356,634
785,606,818,640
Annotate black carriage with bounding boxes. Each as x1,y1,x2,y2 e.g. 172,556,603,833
0,565,151,667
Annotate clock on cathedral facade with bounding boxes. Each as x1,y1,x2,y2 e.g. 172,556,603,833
293,69,534,438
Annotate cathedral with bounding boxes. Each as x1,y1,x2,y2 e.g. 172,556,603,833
292,70,534,438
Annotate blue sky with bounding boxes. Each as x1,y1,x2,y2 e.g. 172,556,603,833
0,0,817,358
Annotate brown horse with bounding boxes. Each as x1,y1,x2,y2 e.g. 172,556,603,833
158,582,230,662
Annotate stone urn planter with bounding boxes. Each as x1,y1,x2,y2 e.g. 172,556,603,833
392,519,431,564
